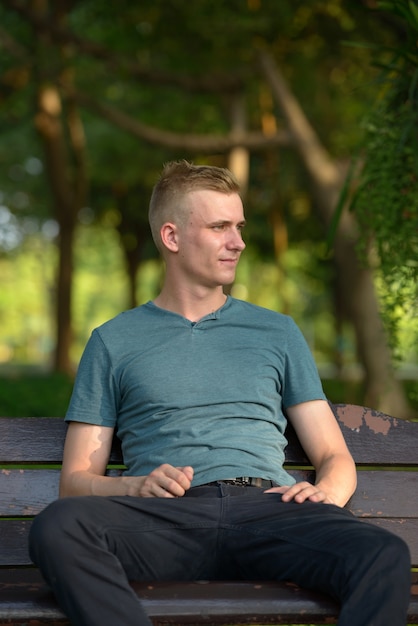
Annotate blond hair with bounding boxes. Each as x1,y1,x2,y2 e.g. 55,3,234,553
149,160,241,253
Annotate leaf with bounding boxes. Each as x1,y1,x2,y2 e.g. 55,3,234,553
408,0,418,30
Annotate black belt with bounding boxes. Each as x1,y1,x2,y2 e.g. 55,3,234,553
202,477,275,488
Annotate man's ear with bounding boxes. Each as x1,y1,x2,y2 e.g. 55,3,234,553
160,222,179,252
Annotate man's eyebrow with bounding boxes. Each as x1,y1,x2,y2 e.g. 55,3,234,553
207,219,247,226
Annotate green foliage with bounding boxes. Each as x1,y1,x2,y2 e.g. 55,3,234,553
377,0,418,32
348,0,418,353
353,107,418,325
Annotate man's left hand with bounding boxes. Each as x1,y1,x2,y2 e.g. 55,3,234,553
264,482,338,505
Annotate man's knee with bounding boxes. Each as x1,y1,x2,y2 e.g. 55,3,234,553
352,524,411,584
29,497,88,565
376,530,411,575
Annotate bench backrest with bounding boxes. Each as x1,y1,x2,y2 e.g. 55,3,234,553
0,404,417,568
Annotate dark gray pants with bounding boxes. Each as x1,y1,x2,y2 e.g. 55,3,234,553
29,483,411,626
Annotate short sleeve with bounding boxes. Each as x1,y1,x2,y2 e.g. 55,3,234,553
281,317,326,408
65,329,120,427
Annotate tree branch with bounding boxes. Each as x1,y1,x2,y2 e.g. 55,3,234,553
258,49,339,191
75,91,293,153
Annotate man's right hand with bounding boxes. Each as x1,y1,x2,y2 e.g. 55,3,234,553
126,464,194,498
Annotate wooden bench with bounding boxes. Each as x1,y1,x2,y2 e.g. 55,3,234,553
0,403,417,625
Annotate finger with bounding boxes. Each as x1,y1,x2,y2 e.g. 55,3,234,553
278,482,311,500
177,466,194,484
293,487,328,504
140,476,177,498
280,482,322,503
145,465,186,497
265,482,330,504
307,490,329,503
159,465,194,496
292,486,320,503
161,476,189,497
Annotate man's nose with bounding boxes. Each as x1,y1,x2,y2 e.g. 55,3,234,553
227,230,246,251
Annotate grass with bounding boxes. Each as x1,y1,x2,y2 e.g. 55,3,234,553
0,371,73,416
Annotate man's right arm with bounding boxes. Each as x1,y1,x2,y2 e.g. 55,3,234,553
59,422,194,498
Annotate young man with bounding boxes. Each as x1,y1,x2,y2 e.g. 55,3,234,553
29,161,410,626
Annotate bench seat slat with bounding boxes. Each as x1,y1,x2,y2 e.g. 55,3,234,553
352,470,418,517
331,404,418,465
0,570,416,626
0,418,67,464
0,419,120,465
0,469,122,516
0,520,29,566
0,573,339,625
0,470,60,516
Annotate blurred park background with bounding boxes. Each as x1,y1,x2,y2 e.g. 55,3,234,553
0,0,417,419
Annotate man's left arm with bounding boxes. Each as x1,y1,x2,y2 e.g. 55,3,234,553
266,399,357,507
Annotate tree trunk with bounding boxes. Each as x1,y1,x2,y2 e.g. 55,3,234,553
113,185,150,310
35,84,76,374
32,1,87,374
227,94,250,195
258,50,414,418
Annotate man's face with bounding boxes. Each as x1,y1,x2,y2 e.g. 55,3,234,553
174,189,246,290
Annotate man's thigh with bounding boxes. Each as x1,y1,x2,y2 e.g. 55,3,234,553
221,491,398,589
111,488,374,584
85,494,225,581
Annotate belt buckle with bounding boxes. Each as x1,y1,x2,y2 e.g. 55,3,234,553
236,476,252,486
222,477,263,487
240,477,264,487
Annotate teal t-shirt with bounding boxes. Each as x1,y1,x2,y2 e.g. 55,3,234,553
65,297,326,486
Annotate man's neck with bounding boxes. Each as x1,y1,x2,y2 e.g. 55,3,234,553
153,287,227,323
